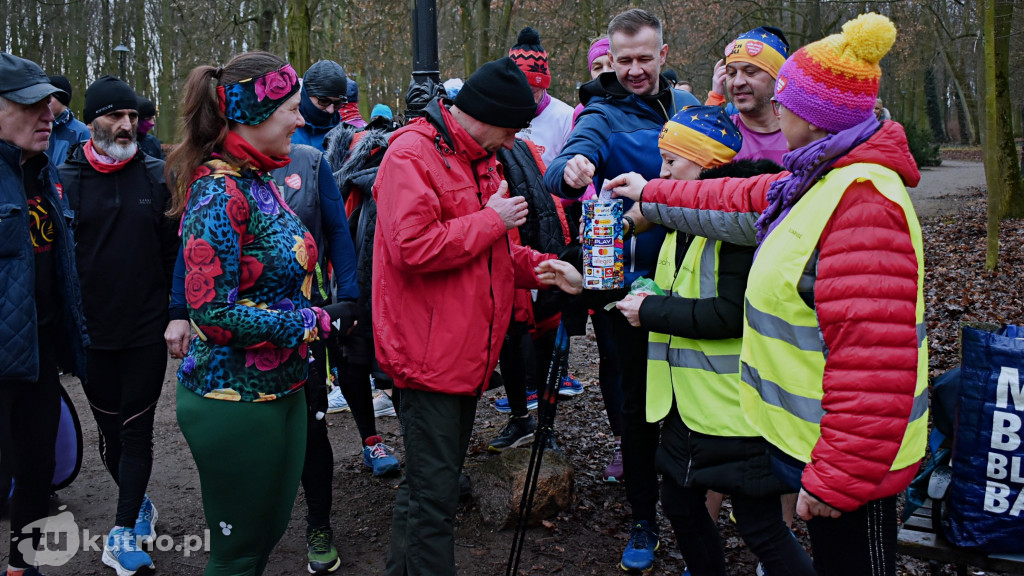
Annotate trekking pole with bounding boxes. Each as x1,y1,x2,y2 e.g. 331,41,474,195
506,322,570,576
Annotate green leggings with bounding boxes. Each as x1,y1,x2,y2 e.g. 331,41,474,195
177,385,307,576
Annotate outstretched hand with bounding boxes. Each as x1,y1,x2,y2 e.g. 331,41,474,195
603,172,648,202
486,180,528,230
536,259,583,295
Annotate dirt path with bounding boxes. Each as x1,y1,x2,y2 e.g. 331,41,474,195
910,159,986,218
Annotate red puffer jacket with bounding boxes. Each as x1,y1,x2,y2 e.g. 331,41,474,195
640,121,923,511
372,100,550,396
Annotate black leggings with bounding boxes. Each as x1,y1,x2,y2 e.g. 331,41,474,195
590,308,623,437
610,309,660,524
498,323,556,418
0,339,61,568
662,481,815,576
82,342,167,527
302,340,378,529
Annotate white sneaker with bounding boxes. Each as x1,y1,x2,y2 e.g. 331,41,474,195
326,386,350,413
372,390,396,417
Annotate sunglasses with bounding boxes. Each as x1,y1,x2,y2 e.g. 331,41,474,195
313,95,345,112
770,97,783,117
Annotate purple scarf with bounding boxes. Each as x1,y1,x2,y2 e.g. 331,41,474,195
534,90,552,117
754,116,881,242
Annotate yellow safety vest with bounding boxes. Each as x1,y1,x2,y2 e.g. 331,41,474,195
646,232,758,437
740,163,928,468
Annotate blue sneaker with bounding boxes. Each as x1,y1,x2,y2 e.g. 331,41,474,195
134,495,157,544
493,390,539,413
362,435,401,476
620,520,659,572
558,374,584,396
102,526,154,576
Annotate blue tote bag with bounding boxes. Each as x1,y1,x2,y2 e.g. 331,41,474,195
944,324,1024,552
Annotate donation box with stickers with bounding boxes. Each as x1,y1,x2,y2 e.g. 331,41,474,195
581,199,624,290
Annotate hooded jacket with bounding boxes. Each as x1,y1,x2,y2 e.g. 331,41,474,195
47,108,90,166
639,121,924,511
372,99,551,396
544,72,699,283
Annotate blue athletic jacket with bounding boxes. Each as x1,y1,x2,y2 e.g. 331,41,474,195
544,73,699,283
0,140,89,381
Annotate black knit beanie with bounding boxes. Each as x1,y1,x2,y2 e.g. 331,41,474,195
137,97,157,119
84,75,137,124
48,75,73,106
454,57,535,129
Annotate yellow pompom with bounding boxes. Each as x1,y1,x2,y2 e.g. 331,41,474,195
840,12,897,65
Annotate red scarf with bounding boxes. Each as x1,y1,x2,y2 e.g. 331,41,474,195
83,140,133,174
222,131,291,172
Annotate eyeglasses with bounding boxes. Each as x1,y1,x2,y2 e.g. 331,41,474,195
770,97,783,117
313,96,345,112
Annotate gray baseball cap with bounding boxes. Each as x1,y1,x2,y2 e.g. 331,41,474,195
0,53,67,105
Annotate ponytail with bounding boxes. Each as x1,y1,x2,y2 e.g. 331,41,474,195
165,65,228,218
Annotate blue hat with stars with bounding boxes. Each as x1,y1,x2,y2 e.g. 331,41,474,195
725,26,790,78
658,105,742,168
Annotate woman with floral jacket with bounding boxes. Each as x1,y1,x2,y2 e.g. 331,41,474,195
165,51,350,575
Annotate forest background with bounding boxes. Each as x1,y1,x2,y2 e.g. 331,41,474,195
1,0,1021,151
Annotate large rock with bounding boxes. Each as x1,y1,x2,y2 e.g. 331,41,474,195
468,445,574,529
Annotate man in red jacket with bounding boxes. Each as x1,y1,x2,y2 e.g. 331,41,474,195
372,58,581,576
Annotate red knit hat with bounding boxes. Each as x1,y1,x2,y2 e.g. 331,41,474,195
508,27,551,89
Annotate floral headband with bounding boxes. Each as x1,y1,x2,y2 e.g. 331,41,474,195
216,64,300,126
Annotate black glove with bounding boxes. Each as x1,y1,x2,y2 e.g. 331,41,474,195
322,301,357,337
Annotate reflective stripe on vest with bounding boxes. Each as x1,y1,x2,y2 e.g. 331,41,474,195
740,163,928,468
646,232,756,437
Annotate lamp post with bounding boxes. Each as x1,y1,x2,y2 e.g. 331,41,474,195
411,0,439,86
113,44,130,79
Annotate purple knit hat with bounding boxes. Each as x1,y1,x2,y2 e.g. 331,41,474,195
774,13,896,134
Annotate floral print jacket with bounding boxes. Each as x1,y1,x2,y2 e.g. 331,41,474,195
178,159,324,401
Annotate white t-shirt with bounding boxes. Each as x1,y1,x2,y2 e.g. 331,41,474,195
517,96,574,169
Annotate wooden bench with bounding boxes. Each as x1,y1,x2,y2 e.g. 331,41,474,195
898,499,1024,575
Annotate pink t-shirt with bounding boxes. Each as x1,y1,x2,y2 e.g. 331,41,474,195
732,114,788,165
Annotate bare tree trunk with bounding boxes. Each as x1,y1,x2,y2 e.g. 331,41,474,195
476,0,491,65
982,0,1000,270
495,0,516,55
991,0,1024,219
459,0,475,78
287,0,312,76
157,0,177,142
937,39,978,145
261,5,276,52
